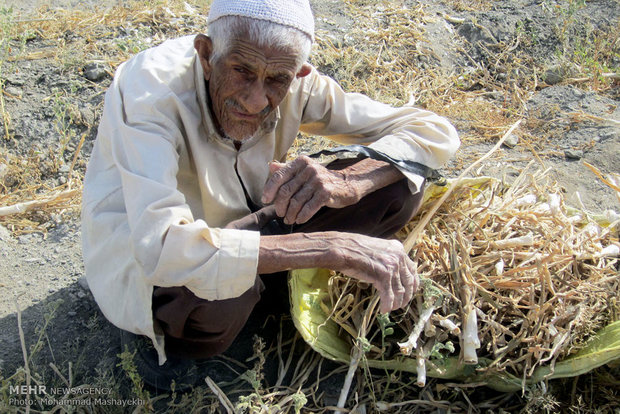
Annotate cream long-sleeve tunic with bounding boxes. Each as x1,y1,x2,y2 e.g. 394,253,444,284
81,35,460,362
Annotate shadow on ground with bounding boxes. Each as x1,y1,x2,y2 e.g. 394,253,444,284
0,279,345,411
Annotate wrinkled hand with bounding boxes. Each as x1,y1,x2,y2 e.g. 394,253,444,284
224,205,279,231
334,234,419,314
261,155,361,225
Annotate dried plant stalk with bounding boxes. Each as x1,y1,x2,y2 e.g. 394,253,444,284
323,167,619,386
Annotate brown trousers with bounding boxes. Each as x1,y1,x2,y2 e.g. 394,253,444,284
152,159,425,359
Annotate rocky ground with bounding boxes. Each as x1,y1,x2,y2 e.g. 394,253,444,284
0,0,618,412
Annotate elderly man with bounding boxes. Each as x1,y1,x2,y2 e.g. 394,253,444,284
81,0,459,388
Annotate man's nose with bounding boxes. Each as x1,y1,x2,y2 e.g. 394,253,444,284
240,80,269,114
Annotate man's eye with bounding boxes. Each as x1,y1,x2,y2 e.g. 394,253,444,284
234,67,249,75
269,76,289,85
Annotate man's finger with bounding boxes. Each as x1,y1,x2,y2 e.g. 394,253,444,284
294,193,326,224
379,286,395,314
401,258,417,306
274,172,310,218
255,205,279,228
284,184,315,224
377,273,396,313
401,270,413,308
391,270,406,310
407,257,419,293
269,161,286,174
262,156,309,204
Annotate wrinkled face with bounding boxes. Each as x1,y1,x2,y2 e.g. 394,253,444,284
197,36,306,142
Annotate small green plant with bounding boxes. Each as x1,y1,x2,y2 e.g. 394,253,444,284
48,88,81,168
28,299,63,365
553,0,587,53
116,348,152,410
0,7,15,141
236,335,268,413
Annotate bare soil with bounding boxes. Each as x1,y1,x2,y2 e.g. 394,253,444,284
0,0,618,412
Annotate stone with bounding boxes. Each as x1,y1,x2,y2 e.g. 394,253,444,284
77,276,90,291
18,234,32,244
79,106,95,126
5,75,25,86
457,22,497,46
564,149,584,160
542,66,565,85
83,63,108,82
4,86,22,98
598,130,617,142
0,163,8,183
503,134,519,148
0,224,11,241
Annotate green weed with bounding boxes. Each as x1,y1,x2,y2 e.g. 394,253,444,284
116,349,152,409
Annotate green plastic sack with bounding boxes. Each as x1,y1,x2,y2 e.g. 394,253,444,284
288,178,620,392
289,267,620,392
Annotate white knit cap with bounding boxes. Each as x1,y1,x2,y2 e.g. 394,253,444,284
208,0,315,41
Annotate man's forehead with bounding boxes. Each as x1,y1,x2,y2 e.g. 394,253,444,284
227,39,299,70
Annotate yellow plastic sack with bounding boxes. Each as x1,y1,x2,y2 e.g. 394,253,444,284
288,178,620,392
289,267,620,392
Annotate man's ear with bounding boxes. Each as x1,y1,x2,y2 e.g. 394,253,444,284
194,34,214,81
296,63,312,79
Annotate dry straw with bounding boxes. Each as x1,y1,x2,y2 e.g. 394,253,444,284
325,159,619,391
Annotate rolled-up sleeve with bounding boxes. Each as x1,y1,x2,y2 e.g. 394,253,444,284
299,69,460,192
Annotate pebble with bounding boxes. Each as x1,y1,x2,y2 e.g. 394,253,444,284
503,134,519,148
4,86,22,98
564,149,584,160
6,75,25,86
79,106,95,126
0,225,11,241
599,130,617,141
83,63,108,82
77,276,89,291
18,235,31,244
542,66,565,85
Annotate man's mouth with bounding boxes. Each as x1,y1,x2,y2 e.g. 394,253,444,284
230,109,259,121
226,99,272,122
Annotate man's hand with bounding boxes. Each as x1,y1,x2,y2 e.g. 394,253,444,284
259,231,419,314
225,205,278,231
261,155,361,225
332,235,418,314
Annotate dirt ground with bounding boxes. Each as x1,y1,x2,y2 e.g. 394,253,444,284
0,0,618,412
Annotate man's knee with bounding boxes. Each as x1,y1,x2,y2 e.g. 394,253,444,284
383,179,425,225
153,279,263,359
163,309,244,359
369,178,425,238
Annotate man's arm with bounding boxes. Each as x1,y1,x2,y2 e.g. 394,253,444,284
262,155,404,225
258,231,417,314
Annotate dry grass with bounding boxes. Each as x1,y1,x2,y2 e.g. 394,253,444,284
0,0,209,233
327,164,618,380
